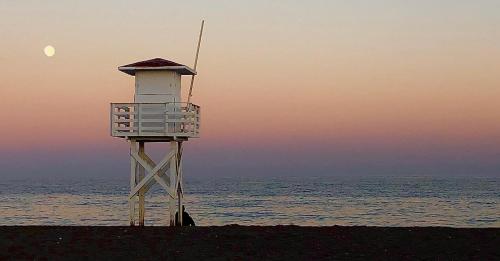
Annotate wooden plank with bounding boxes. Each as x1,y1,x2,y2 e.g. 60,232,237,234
177,143,183,226
165,112,194,116
140,127,165,131
169,142,177,226
139,119,167,123
129,140,137,226
165,119,192,123
138,103,142,136
115,132,198,138
114,119,138,123
140,112,167,115
138,142,145,226
114,112,137,116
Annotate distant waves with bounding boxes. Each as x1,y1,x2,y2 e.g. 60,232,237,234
0,176,498,227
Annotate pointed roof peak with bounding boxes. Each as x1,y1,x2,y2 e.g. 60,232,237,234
118,58,196,76
122,58,183,67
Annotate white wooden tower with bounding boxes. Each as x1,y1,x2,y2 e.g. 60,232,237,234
110,57,201,226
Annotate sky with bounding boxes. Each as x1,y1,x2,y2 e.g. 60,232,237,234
0,0,499,178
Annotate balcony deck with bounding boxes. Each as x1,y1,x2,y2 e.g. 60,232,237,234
110,103,200,140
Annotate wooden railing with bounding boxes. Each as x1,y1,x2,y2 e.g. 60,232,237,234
110,103,200,138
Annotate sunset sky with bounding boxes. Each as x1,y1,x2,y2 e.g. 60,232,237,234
1,0,499,178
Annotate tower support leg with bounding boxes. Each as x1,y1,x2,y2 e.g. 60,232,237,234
129,139,137,226
138,142,146,226
177,142,184,226
169,141,178,226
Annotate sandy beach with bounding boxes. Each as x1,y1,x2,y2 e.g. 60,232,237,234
1,225,498,260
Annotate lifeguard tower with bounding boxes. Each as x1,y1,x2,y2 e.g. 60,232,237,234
110,57,201,226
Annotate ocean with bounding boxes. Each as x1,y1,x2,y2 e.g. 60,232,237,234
0,176,498,227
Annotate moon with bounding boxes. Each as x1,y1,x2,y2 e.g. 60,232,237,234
44,45,55,57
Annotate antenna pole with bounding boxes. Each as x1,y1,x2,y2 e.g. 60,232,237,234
187,20,204,105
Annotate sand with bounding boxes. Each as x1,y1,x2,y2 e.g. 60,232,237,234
0,225,498,260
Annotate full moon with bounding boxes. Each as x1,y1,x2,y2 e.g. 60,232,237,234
44,45,55,57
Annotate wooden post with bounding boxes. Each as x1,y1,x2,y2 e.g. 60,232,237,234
169,141,177,226
138,142,146,226
187,20,205,105
177,142,184,226
129,139,137,226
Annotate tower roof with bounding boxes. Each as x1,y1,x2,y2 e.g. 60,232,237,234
118,58,196,76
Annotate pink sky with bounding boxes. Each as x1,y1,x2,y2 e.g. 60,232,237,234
1,1,499,177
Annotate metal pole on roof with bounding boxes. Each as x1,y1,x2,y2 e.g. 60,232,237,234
187,20,205,105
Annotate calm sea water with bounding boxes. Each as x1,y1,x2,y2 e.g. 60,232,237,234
0,177,498,227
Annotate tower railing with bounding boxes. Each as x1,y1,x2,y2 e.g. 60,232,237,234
110,102,200,138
